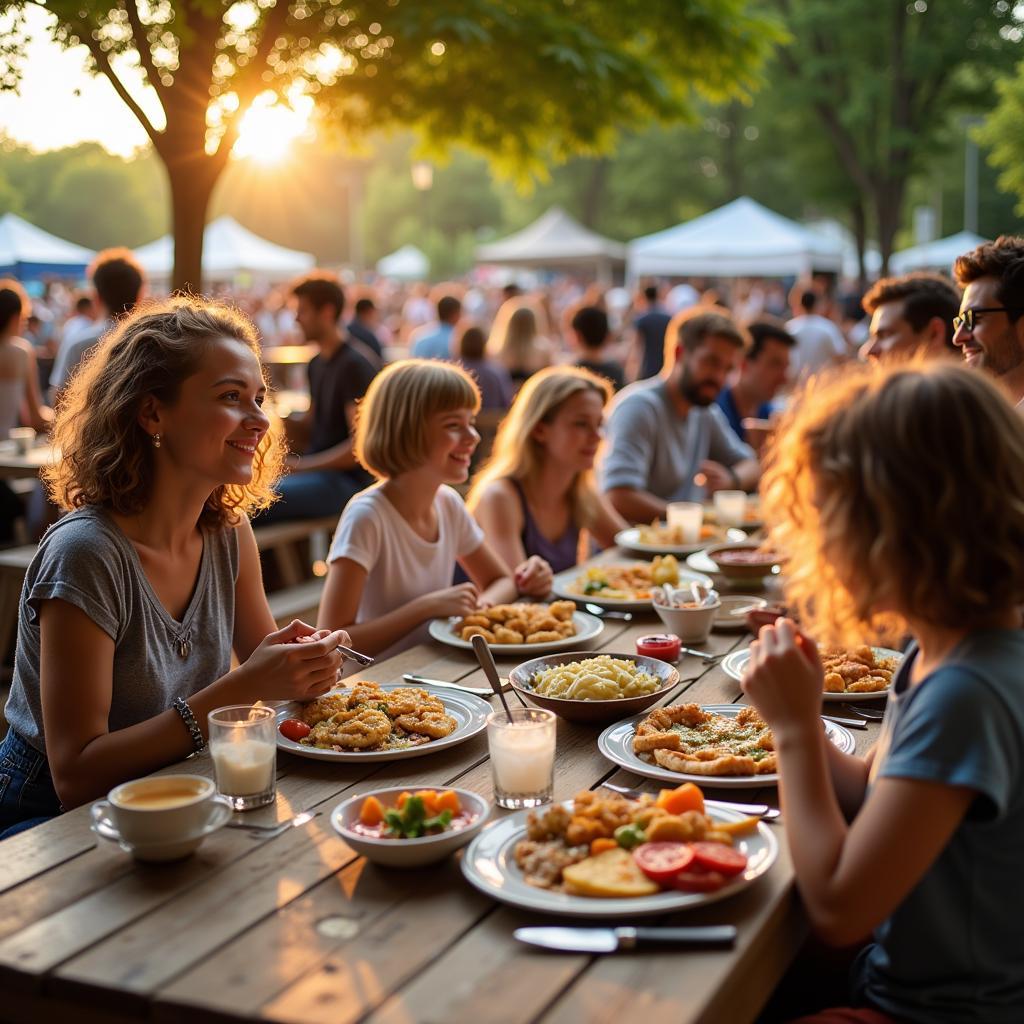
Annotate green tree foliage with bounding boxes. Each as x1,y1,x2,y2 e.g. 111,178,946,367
765,0,1023,272
979,58,1024,217
0,0,780,291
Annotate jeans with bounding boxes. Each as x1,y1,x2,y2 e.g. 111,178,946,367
257,469,368,524
0,730,62,839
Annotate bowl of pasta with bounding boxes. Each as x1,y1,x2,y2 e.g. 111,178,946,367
508,652,679,724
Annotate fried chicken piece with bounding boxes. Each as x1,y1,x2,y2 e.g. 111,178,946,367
526,630,562,643
460,625,496,643
823,672,846,693
309,708,392,749
300,692,350,726
504,617,529,636
549,600,576,622
346,682,386,708
494,627,525,644
525,803,572,841
380,687,443,717
458,614,492,629
846,675,889,693
392,709,458,739
555,620,575,637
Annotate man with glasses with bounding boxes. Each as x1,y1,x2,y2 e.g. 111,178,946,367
953,237,1024,406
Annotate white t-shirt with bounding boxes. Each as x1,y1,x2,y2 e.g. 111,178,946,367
785,313,848,381
328,484,484,659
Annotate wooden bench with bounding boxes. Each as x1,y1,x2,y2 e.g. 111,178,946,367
252,515,337,587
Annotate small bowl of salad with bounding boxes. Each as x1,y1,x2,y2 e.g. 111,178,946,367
330,786,491,868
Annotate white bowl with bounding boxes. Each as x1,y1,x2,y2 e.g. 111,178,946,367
712,595,768,632
652,595,720,643
331,786,491,868
91,796,233,862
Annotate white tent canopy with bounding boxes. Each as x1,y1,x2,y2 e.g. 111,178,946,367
476,207,626,281
0,213,95,278
889,231,986,274
134,216,315,283
628,197,844,279
376,244,429,280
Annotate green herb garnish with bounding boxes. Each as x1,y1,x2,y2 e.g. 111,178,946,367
382,796,454,839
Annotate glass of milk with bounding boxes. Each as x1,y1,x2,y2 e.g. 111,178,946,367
486,708,556,809
666,501,703,543
208,705,277,811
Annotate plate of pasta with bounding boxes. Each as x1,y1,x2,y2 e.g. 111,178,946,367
428,602,604,656
508,652,679,724
721,645,903,702
552,558,713,612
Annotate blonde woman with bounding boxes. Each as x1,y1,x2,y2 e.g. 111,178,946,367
487,299,554,387
0,298,347,836
741,361,1024,1023
468,366,626,575
317,359,543,658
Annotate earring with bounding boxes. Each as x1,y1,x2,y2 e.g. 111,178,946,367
152,433,162,449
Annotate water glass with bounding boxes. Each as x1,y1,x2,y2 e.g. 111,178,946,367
713,489,747,527
208,705,277,811
487,707,556,809
666,501,703,543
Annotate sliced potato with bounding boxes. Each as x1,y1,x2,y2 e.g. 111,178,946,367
562,848,659,898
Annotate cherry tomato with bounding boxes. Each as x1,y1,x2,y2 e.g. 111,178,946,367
279,718,311,742
673,867,727,893
632,842,696,884
690,841,748,877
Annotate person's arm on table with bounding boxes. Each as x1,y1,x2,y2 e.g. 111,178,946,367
317,556,481,654
741,620,973,946
701,407,761,494
587,493,629,549
606,485,666,524
39,602,346,809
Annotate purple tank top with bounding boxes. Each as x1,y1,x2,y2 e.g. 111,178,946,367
511,479,579,573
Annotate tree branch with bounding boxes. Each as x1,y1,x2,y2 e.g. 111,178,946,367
77,24,164,153
122,0,168,107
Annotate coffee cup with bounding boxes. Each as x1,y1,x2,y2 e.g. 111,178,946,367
9,427,35,456
92,774,229,850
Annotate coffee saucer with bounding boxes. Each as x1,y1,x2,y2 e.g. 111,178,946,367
91,798,232,862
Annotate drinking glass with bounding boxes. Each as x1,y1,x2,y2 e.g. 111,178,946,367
713,489,747,527
208,705,277,811
487,707,556,809
666,501,703,543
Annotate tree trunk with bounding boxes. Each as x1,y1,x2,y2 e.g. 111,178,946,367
165,156,220,294
850,197,868,289
874,177,905,277
580,158,610,229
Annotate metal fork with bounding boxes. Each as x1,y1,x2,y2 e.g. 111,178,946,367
840,704,885,720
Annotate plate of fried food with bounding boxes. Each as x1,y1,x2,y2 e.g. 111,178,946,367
614,521,746,556
274,680,491,762
703,498,764,531
428,600,604,656
508,652,678,724
597,702,856,787
552,556,713,612
461,784,778,918
722,644,903,702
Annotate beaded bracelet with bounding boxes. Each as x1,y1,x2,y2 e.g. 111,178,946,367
172,697,206,753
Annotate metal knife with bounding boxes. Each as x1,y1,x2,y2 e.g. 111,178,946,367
583,603,634,621
514,925,737,953
402,672,506,696
821,714,868,730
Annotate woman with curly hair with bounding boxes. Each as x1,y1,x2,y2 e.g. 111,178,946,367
741,360,1024,1023
0,297,347,837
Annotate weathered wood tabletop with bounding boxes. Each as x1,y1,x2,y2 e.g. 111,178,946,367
0,564,881,1024
0,443,59,481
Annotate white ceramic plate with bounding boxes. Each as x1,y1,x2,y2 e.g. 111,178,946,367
428,611,603,657
721,648,903,703
461,799,778,918
614,525,746,557
552,563,713,613
703,504,764,531
275,683,491,762
685,550,782,594
597,703,856,787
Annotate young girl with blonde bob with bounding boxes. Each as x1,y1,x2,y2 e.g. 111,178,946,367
0,298,346,837
741,360,1024,1024
468,366,626,574
318,359,545,658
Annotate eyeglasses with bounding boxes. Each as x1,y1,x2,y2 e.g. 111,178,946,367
953,307,1024,332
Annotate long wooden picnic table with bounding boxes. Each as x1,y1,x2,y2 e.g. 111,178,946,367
0,559,881,1024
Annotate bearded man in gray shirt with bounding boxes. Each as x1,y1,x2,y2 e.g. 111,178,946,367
600,308,760,524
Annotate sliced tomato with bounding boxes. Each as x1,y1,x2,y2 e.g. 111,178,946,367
673,867,727,893
690,841,748,877
278,718,311,742
632,842,696,884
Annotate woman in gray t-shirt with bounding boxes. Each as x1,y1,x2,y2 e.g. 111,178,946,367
0,298,347,838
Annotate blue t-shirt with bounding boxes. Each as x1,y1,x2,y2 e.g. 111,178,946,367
714,387,771,443
850,629,1024,1023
